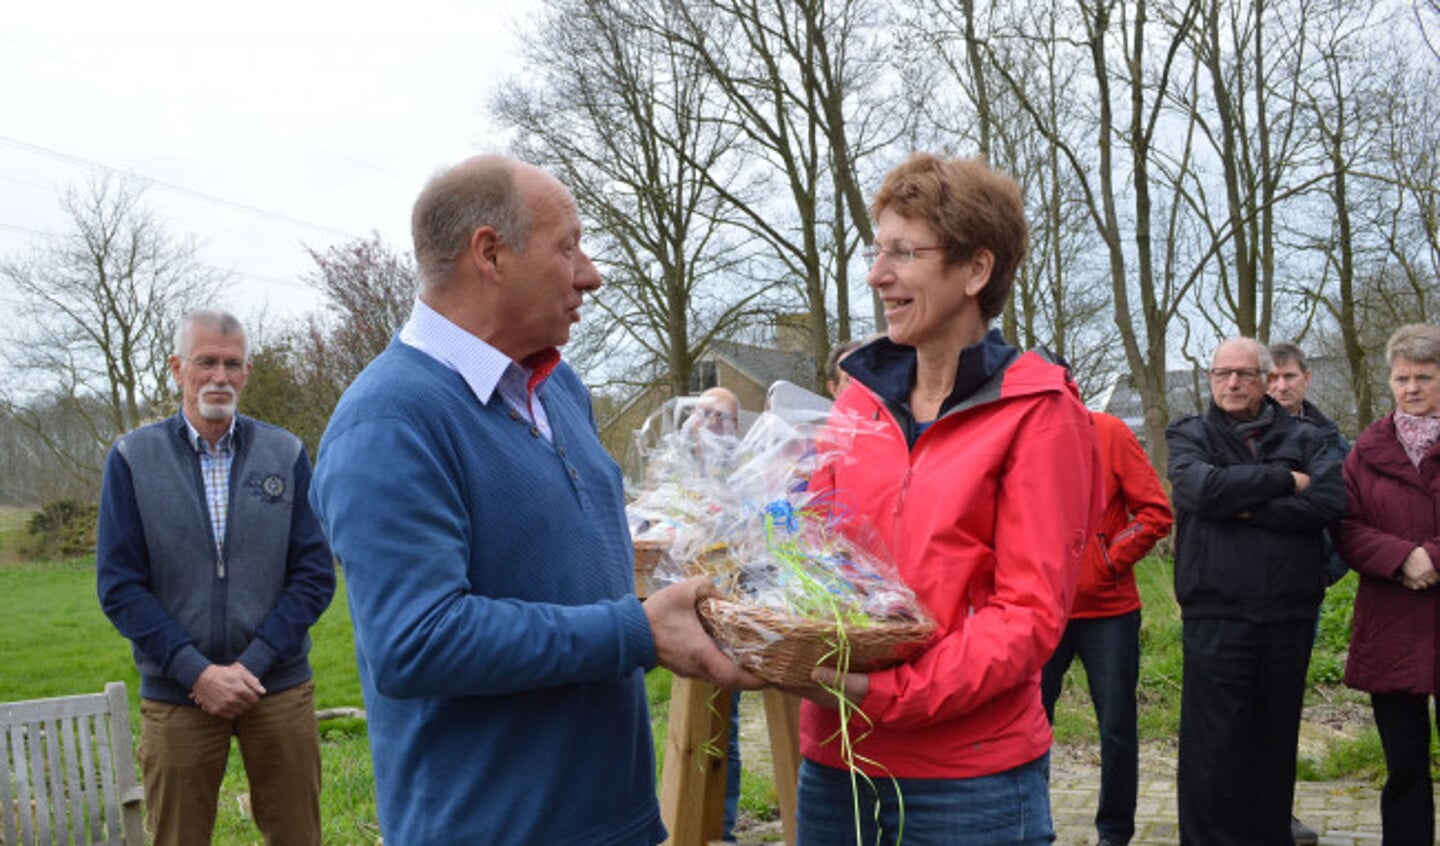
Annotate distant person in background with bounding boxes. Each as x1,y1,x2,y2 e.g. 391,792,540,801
1167,336,1345,845
1335,323,1440,846
1268,341,1353,846
1042,410,1173,846
97,308,335,845
825,339,864,398
692,386,746,844
1268,341,1352,586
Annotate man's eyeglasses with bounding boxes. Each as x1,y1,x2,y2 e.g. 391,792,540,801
862,243,945,266
1208,367,1264,382
187,356,247,374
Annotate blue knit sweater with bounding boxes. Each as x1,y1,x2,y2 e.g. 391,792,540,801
310,340,663,846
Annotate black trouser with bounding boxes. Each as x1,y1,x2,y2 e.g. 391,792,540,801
1370,691,1439,846
1178,617,1314,846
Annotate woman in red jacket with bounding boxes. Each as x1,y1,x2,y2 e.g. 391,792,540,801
793,153,1102,845
1041,410,1173,846
1336,323,1440,846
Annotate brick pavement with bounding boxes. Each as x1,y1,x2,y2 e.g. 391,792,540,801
1051,773,1389,845
734,768,1395,845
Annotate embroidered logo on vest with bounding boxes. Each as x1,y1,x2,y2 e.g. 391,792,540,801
247,472,288,503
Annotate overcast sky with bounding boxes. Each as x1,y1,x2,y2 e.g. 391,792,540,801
1,0,533,331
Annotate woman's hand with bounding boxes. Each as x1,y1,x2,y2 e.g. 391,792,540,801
1399,546,1437,591
780,667,870,711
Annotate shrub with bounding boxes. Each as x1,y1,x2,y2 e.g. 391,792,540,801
23,499,98,559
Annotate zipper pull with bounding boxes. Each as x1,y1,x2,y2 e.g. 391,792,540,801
217,556,226,579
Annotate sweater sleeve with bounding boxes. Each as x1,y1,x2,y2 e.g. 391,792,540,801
311,414,656,700
236,449,337,678
96,446,209,687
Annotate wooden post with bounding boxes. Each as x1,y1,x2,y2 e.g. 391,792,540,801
763,690,802,845
659,676,730,845
657,680,803,846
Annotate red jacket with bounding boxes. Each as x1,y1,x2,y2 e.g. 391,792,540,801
804,338,1102,779
1070,412,1174,619
1337,413,1440,695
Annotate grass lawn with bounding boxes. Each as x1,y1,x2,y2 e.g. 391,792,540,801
0,541,1388,843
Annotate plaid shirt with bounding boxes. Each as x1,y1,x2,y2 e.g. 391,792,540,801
184,416,236,554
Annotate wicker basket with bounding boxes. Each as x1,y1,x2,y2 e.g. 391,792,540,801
696,597,935,686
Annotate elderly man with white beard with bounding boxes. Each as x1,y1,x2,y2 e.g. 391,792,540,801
97,308,335,845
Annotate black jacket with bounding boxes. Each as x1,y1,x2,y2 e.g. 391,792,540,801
1165,396,1346,622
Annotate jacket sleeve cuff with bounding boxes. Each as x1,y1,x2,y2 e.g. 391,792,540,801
622,596,659,671
859,668,899,717
169,646,212,692
237,639,279,680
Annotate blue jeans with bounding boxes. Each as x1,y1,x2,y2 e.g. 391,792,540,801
796,754,1055,845
1040,611,1140,845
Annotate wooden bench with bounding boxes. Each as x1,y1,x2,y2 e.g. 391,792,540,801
0,682,144,846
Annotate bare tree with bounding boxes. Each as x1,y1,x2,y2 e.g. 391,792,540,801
494,0,776,397
300,233,416,384
654,0,912,382
967,0,1204,467
240,233,416,455
0,175,222,491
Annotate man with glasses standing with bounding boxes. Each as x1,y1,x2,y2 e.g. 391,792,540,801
1166,337,1344,845
97,308,335,845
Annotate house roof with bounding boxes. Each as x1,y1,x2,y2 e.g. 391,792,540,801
710,340,816,390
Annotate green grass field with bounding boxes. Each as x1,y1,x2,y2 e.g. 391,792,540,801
0,536,1386,843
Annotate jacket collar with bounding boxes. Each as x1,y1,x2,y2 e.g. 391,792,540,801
842,328,1019,416
1357,413,1439,479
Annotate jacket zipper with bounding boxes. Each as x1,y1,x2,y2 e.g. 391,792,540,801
894,466,914,519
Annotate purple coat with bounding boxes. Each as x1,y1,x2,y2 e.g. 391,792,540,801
1337,413,1440,695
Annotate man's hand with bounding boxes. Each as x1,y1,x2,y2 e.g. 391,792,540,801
644,577,765,690
1290,471,1311,493
1400,546,1438,591
190,663,266,719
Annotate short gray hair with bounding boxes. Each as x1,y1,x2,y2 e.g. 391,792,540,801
411,155,530,288
1214,336,1271,373
1385,324,1440,367
175,309,248,359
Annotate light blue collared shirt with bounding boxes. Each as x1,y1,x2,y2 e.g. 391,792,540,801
398,298,553,441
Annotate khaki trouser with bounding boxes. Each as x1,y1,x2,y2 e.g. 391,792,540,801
139,680,322,846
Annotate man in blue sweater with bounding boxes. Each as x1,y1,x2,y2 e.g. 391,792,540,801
97,308,336,845
309,154,761,845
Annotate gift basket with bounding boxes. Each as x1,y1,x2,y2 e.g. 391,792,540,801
626,383,935,686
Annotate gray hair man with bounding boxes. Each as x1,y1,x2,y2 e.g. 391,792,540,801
97,308,335,845
1166,337,1345,845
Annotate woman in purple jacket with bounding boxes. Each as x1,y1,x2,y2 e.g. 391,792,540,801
1336,323,1440,846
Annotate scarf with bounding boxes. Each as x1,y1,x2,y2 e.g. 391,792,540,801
1226,403,1275,456
1394,411,1440,470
